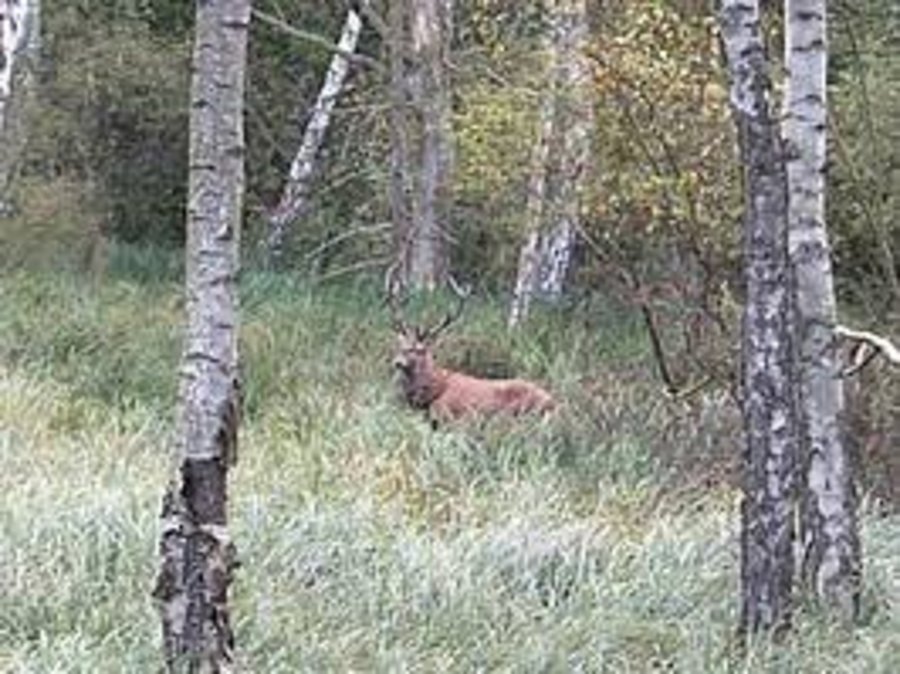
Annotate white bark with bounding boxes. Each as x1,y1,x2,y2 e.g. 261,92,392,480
785,0,860,621
509,30,557,328
265,8,363,266
509,0,590,325
537,209,575,297
721,0,798,635
539,0,590,299
0,0,39,209
0,0,28,129
153,1,249,670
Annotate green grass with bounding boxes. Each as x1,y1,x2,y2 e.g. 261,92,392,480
0,265,898,673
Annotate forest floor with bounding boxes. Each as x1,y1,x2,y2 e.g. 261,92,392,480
1,260,898,673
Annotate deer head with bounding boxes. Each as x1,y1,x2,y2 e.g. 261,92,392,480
385,266,469,406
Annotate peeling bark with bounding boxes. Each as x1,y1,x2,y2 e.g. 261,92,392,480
720,0,798,635
784,0,861,621
153,1,249,671
264,8,363,267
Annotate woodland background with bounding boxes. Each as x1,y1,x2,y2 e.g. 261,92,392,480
3,1,897,302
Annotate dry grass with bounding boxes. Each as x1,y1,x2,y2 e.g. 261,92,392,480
0,266,898,672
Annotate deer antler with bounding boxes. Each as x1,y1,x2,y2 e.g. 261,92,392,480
423,275,471,341
384,262,411,335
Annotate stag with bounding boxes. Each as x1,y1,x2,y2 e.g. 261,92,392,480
386,269,556,424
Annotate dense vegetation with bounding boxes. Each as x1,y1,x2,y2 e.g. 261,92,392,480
1,263,899,671
2,1,897,303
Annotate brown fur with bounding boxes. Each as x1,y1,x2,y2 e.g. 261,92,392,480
393,333,556,423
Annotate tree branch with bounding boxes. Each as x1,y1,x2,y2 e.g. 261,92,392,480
835,325,900,368
252,9,385,73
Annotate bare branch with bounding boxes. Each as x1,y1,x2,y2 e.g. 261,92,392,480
315,256,392,285
252,9,385,73
835,325,900,368
303,221,392,265
662,376,716,401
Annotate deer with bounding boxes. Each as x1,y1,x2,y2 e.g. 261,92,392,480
386,267,557,425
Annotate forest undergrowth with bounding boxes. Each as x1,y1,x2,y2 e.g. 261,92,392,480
0,254,898,673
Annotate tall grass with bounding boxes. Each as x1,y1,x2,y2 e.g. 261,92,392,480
0,264,898,672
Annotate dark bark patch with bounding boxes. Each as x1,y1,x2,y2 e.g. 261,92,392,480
181,457,228,524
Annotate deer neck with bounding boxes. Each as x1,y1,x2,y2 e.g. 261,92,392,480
404,365,450,409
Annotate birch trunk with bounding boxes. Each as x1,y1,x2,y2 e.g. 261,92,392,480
508,30,557,328
407,0,452,290
720,0,798,635
0,0,39,211
538,0,590,299
264,8,362,267
509,0,590,325
784,0,861,621
152,1,249,671
0,0,27,135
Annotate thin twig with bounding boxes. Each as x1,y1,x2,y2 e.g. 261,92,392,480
314,256,392,284
662,375,715,401
303,222,392,263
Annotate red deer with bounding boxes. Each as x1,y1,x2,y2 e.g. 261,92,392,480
386,269,556,424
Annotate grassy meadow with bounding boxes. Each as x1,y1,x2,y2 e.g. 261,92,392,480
1,257,898,673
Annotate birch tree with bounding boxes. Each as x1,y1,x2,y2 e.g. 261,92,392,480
784,0,861,621
539,0,591,298
509,0,591,325
264,7,363,267
0,0,40,211
509,19,557,328
720,0,798,635
152,0,250,670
